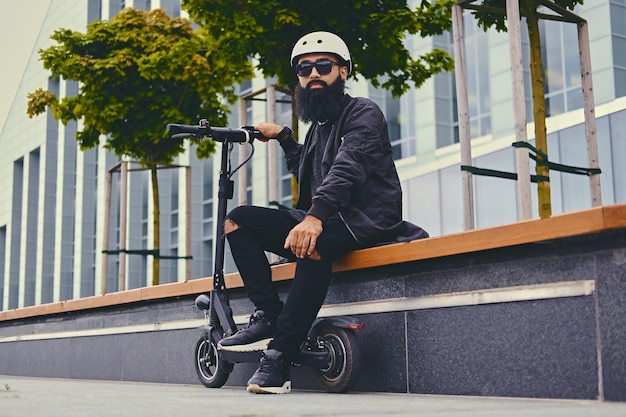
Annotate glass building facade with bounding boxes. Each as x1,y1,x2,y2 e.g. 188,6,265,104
1,0,625,311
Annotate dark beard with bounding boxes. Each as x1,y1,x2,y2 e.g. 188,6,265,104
295,77,346,124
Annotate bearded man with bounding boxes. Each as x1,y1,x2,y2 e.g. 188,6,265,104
218,31,429,394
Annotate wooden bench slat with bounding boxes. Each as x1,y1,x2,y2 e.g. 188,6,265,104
333,205,609,271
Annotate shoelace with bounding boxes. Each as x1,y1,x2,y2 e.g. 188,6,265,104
245,312,262,328
258,352,284,374
230,312,264,337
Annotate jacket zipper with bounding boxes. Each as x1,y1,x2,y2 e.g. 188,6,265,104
338,211,362,245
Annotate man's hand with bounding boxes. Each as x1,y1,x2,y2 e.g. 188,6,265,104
284,215,323,259
254,122,283,140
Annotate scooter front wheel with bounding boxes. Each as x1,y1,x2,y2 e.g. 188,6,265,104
314,326,361,393
194,330,233,388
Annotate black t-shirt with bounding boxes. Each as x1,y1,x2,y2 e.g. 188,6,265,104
289,121,333,223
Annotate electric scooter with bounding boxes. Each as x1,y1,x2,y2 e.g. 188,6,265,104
166,119,364,393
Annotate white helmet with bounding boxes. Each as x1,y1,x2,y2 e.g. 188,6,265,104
290,31,352,74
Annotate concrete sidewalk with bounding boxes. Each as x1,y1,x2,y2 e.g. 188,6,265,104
1,375,625,417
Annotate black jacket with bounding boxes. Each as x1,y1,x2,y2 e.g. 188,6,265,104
279,94,428,246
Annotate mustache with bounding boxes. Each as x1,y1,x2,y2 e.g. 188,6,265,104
307,80,328,89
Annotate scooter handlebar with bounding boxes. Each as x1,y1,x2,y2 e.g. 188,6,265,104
166,120,267,143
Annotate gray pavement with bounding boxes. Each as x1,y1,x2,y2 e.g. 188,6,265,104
1,375,625,417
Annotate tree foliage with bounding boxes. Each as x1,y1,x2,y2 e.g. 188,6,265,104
27,8,255,286
28,7,254,162
471,0,581,32
182,0,456,97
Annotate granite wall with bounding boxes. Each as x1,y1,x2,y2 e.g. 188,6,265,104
1,229,624,401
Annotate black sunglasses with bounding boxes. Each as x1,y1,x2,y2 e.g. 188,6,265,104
295,59,339,77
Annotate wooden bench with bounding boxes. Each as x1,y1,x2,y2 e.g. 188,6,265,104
1,203,625,323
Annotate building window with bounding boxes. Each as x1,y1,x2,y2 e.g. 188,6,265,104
9,158,24,309
540,19,583,116
165,168,179,283
159,0,180,17
276,90,294,207
0,226,6,311
368,84,412,160
611,3,626,98
134,0,151,11
201,158,214,278
463,17,492,139
24,149,40,307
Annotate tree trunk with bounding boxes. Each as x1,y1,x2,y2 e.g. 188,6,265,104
291,98,299,208
151,165,160,286
526,6,552,218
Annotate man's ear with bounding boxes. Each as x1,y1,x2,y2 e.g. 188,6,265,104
340,66,348,80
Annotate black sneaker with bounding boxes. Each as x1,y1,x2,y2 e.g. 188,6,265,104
218,310,277,352
247,349,291,394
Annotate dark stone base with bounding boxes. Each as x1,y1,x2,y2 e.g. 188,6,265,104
1,229,625,401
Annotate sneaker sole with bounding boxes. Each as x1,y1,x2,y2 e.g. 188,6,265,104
247,381,291,394
218,338,271,352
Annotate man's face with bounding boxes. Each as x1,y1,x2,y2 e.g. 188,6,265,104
296,53,348,89
294,53,348,124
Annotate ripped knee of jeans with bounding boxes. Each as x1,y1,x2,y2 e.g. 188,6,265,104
224,218,239,234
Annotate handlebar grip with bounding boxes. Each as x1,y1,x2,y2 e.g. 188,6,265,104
166,123,207,138
210,126,253,143
166,121,267,143
242,126,269,142
171,133,192,140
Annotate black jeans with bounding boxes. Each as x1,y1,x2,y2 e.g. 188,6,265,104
226,205,361,355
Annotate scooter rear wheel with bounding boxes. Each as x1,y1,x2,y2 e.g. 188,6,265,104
194,330,233,388
314,326,361,393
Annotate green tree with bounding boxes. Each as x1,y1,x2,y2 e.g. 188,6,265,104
182,0,456,205
182,0,456,97
27,8,254,286
471,0,583,218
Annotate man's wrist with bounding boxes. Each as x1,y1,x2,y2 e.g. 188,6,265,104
306,201,333,224
276,125,293,141
304,214,322,225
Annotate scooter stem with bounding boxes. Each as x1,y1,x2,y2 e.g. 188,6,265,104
209,142,238,333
